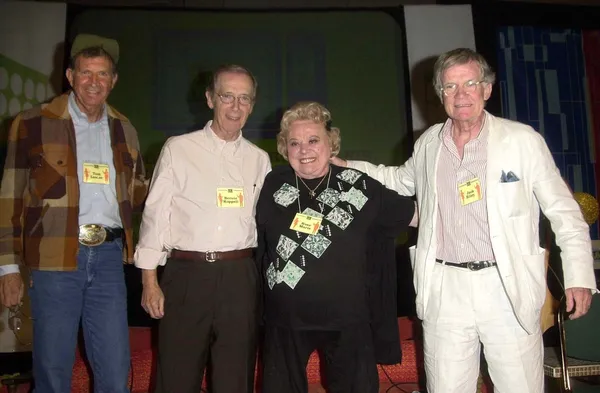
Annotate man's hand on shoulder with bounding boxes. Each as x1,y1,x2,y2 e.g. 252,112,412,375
330,156,347,167
565,287,593,319
0,273,24,308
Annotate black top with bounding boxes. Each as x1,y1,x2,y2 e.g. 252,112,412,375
256,164,415,330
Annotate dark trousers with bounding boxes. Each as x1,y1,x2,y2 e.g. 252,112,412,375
261,324,379,393
154,256,259,393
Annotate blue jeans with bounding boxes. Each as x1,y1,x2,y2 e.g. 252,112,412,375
30,239,130,393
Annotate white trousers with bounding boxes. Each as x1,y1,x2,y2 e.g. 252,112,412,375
423,262,544,393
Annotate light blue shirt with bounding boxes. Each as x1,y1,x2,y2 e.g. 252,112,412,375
68,92,122,228
0,93,122,276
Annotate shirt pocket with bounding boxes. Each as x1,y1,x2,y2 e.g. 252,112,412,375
29,148,68,199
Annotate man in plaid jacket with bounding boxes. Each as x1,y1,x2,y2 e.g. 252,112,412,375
0,34,147,393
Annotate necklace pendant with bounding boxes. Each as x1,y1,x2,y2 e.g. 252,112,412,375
309,190,316,198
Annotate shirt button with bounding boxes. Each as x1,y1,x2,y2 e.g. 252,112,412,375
217,226,222,231
460,244,465,249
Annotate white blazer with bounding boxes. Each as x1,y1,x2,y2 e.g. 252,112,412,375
351,112,597,334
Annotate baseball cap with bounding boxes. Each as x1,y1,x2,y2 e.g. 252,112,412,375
70,33,119,64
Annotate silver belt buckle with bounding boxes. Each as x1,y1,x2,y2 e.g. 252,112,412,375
467,261,489,271
205,251,218,263
78,224,107,246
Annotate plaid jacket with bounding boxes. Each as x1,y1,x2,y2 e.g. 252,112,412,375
0,93,147,271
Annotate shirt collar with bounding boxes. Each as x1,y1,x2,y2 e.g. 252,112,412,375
67,92,108,127
205,120,243,153
441,112,489,146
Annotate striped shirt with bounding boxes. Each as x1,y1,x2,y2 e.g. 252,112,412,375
436,114,495,263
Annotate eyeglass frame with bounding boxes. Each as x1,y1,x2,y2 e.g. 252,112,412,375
216,93,254,106
8,303,33,346
440,80,486,97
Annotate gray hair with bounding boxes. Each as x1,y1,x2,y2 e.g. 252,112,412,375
433,48,496,100
206,64,258,97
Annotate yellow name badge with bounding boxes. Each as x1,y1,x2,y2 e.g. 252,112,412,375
83,163,110,184
290,213,322,235
458,177,482,206
217,187,245,208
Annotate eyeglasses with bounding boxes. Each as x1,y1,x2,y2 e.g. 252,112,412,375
217,93,254,106
8,304,33,348
440,80,485,97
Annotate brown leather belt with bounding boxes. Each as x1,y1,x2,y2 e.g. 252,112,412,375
170,248,254,263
